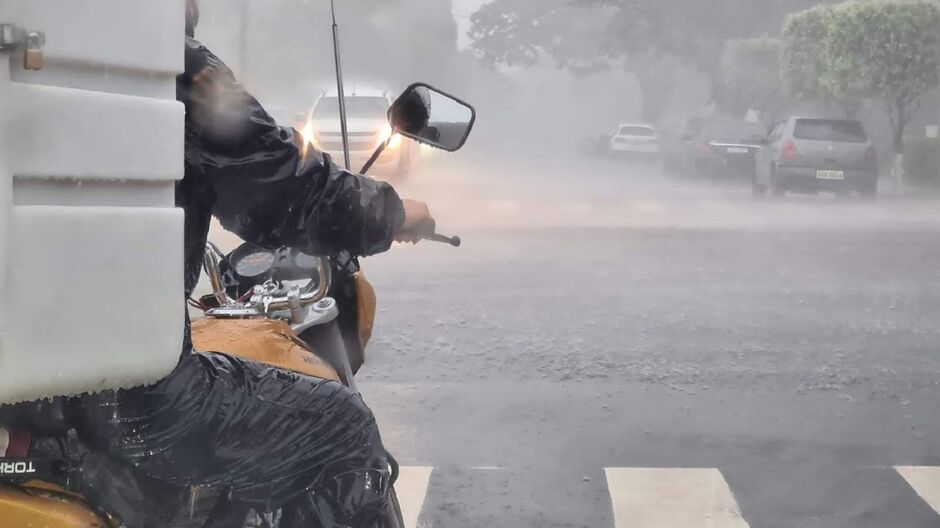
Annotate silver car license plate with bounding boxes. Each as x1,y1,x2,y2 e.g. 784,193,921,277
727,147,748,154
817,170,845,180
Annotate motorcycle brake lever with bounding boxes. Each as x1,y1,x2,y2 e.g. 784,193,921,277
424,233,462,247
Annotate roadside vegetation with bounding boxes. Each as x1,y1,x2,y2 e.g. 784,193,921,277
782,2,940,188
471,0,940,190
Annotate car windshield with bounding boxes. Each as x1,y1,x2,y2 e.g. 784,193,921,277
794,119,868,143
701,122,767,143
618,126,655,137
313,96,388,119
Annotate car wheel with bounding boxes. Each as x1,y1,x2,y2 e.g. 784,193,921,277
770,165,785,198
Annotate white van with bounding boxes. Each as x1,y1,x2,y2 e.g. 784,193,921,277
304,87,415,178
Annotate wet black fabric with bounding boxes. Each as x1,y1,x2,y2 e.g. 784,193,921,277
57,39,401,526
75,351,390,526
178,37,405,296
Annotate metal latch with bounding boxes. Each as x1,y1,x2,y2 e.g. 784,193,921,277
0,24,45,71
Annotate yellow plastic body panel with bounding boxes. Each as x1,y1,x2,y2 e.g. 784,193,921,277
192,318,341,382
0,484,112,527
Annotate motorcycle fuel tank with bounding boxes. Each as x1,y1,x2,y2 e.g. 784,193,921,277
0,483,114,527
191,318,341,382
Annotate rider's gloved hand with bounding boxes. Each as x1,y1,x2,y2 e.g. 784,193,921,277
395,199,436,244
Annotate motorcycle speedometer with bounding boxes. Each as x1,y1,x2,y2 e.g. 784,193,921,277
230,243,277,282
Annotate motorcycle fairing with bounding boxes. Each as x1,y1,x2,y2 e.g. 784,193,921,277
354,271,378,352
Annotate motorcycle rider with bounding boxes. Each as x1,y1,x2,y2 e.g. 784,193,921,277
2,1,436,526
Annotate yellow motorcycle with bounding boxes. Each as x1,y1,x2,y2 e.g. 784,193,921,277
0,83,474,527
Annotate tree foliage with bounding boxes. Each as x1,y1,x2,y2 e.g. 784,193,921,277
822,1,940,151
783,1,940,152
781,6,832,101
470,0,828,118
721,38,783,118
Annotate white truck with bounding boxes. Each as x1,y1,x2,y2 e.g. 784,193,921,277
0,0,184,404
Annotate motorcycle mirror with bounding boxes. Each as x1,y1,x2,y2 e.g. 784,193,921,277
388,83,476,152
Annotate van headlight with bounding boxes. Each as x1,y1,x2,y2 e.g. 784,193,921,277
302,121,318,147
377,124,402,149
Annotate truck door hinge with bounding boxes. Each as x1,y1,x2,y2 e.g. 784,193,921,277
0,24,45,71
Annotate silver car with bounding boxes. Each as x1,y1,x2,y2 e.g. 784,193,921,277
753,118,878,197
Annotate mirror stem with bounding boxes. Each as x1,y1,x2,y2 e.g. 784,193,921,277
359,138,389,175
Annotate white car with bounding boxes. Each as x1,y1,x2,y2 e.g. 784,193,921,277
303,87,415,177
608,123,660,158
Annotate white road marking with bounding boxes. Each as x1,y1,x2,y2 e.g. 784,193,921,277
397,466,433,528
896,466,940,514
469,466,505,471
604,468,750,528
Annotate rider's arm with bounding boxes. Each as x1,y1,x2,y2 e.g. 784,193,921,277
180,39,405,257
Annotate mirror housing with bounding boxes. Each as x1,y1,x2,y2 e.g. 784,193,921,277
388,83,476,152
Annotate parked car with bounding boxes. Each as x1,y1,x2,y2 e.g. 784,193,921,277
672,118,766,179
753,117,878,197
608,123,660,159
303,87,416,178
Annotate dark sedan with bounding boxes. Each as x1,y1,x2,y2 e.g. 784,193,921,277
678,120,767,179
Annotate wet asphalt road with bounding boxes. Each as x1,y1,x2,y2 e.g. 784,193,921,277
349,156,940,527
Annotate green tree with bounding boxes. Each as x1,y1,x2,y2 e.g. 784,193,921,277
469,0,613,73
721,38,783,120
781,6,832,102
822,1,940,159
782,5,863,118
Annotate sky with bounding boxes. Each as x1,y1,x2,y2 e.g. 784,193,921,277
453,0,489,48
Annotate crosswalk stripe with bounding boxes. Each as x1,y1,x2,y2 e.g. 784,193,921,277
396,466,433,528
604,468,750,528
896,466,940,514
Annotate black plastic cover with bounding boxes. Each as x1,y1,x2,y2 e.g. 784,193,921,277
74,350,391,526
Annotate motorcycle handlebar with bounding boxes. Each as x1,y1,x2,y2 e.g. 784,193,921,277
262,258,332,311
424,233,462,247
